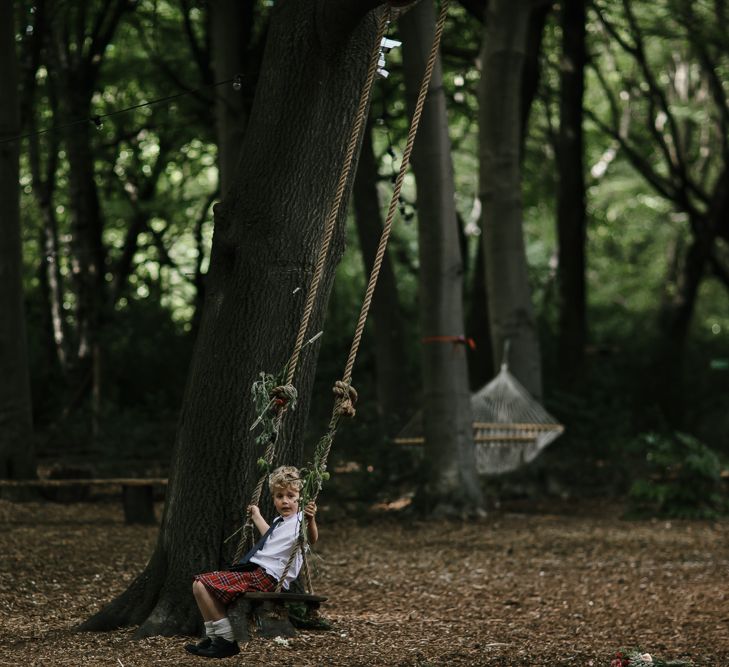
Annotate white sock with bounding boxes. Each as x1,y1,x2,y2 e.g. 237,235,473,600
204,621,215,639
212,617,235,642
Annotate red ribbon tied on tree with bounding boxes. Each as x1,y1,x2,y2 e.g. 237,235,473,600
421,335,476,350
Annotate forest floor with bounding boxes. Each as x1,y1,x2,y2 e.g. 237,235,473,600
0,496,727,667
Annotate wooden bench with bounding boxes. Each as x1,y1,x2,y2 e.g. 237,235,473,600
228,591,328,641
0,478,167,524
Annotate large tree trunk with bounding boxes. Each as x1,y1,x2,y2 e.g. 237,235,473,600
0,0,36,479
401,1,484,514
555,0,587,383
80,0,385,637
479,0,543,400
209,0,252,197
352,121,409,434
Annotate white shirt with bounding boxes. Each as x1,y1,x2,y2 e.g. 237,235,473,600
250,511,304,590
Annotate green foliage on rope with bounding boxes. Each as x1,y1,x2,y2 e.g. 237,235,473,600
249,369,297,448
299,432,333,510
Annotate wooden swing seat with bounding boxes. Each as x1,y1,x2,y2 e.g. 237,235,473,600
228,590,328,641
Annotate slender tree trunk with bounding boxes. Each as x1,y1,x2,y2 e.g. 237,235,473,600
22,3,68,374
0,0,36,479
80,0,386,637
401,0,484,514
30,118,68,372
479,0,543,399
555,0,587,383
60,88,107,365
352,121,409,433
59,85,107,434
467,3,548,390
656,219,711,424
656,167,729,422
466,239,494,388
520,4,550,152
45,1,130,431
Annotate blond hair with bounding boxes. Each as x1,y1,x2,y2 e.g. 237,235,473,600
268,465,303,492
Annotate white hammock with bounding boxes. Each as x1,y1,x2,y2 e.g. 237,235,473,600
470,363,563,474
394,362,564,475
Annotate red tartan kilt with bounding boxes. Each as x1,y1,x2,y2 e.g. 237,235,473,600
194,566,277,606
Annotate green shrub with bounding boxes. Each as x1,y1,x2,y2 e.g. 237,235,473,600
626,432,728,519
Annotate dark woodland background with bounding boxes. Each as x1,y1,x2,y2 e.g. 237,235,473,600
2,0,729,521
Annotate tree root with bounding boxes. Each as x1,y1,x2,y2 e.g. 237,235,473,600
77,541,204,638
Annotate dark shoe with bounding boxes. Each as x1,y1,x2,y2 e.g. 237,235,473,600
184,636,212,654
195,637,240,659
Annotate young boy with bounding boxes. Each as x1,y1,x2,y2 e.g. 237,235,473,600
187,466,318,659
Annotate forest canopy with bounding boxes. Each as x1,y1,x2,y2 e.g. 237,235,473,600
3,0,729,515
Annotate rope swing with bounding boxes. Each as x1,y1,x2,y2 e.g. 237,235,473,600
232,0,452,595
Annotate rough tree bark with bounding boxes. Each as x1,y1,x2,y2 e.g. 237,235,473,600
0,0,36,479
80,0,387,637
479,0,543,400
210,0,253,197
555,0,587,383
352,121,409,433
401,0,484,514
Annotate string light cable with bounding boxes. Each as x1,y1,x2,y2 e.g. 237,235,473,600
0,74,244,146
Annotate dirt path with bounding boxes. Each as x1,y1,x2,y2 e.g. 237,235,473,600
0,499,727,666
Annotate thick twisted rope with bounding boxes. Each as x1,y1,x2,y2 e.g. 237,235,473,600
276,0,451,592
230,379,296,560
284,9,392,388
234,8,390,566
343,0,450,387
318,0,451,477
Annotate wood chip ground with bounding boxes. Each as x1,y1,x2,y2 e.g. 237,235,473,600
1,499,727,666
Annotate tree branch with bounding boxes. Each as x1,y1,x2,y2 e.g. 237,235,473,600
130,17,214,115
88,0,132,79
179,0,213,85
679,1,729,158
592,2,709,214
584,108,679,205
